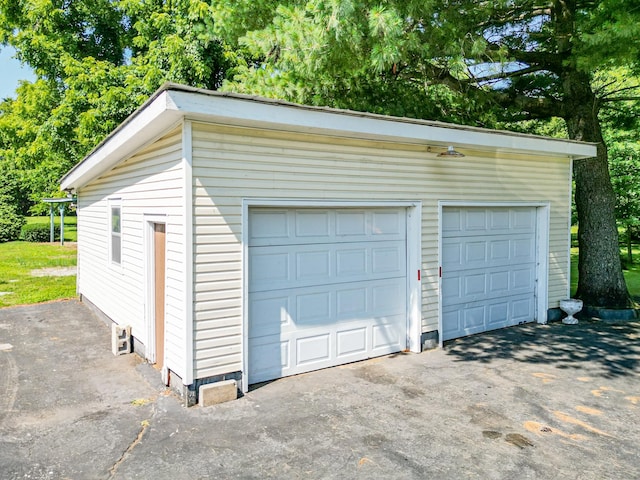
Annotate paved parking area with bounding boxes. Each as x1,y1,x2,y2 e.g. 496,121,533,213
1,300,639,479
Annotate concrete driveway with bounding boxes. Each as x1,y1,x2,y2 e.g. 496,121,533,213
1,300,639,479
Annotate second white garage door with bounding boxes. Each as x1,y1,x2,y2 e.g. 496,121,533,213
248,207,408,384
441,206,538,341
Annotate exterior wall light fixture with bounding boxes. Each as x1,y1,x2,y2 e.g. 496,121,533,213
437,146,465,157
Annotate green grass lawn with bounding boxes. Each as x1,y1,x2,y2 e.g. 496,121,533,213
570,224,640,299
571,246,640,300
0,241,77,308
26,215,78,242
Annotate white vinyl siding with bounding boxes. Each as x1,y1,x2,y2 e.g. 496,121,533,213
76,127,187,378
191,123,572,380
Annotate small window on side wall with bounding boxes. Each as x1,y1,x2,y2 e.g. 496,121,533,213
110,200,122,265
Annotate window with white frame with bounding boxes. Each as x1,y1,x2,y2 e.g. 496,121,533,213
110,199,122,265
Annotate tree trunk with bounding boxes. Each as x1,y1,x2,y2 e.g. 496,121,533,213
627,225,633,265
564,72,631,308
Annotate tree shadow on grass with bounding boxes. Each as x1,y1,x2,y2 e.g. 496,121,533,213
443,320,640,379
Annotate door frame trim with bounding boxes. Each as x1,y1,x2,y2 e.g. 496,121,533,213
241,199,422,393
144,214,167,369
437,201,550,346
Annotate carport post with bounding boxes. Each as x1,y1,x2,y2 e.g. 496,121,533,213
59,203,65,246
49,204,55,243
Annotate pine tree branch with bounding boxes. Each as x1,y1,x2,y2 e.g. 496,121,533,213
461,64,543,84
601,96,640,103
492,91,561,118
420,62,561,119
485,43,566,72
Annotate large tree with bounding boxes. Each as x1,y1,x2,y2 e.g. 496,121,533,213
0,0,233,212
220,0,640,309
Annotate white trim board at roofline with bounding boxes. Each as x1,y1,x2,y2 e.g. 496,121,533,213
60,84,597,193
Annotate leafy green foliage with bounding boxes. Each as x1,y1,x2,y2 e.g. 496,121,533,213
0,196,25,242
0,0,236,214
26,215,77,242
20,223,60,242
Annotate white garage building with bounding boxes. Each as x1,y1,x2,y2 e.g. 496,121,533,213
60,84,596,403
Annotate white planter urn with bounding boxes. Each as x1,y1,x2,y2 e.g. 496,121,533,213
560,298,583,325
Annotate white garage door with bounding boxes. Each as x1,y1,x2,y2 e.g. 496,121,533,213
442,207,537,341
248,207,408,384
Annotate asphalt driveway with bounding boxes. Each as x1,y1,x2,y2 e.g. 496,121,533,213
1,300,639,479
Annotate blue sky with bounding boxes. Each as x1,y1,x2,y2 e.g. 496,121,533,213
0,45,36,100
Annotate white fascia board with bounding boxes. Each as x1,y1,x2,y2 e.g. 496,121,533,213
60,91,183,191
169,90,597,160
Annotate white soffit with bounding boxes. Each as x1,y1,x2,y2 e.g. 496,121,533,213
60,84,597,191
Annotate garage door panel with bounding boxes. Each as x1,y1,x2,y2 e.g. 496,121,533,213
249,240,405,292
372,245,405,273
466,242,487,263
489,271,510,292
465,273,486,296
442,295,536,340
336,248,367,275
297,250,331,280
443,235,535,272
442,242,462,267
513,237,536,260
442,276,461,299
371,210,405,236
335,211,367,236
297,291,331,324
250,295,292,337
490,209,510,230
512,267,535,289
249,316,405,383
336,287,367,317
489,240,510,260
443,264,535,307
513,297,535,321
296,334,331,365
249,209,406,246
295,210,331,238
513,209,537,230
250,252,290,284
251,278,405,333
249,336,290,377
443,207,536,238
488,302,509,326
372,319,405,351
443,293,535,340
336,327,367,357
249,210,290,242
442,206,537,341
372,281,404,312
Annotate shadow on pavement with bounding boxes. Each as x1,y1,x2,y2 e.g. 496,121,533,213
443,320,640,379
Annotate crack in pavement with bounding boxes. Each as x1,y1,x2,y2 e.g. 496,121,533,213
107,407,154,479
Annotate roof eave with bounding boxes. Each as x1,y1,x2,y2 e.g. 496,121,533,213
168,88,597,159
60,89,183,191
60,84,597,192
